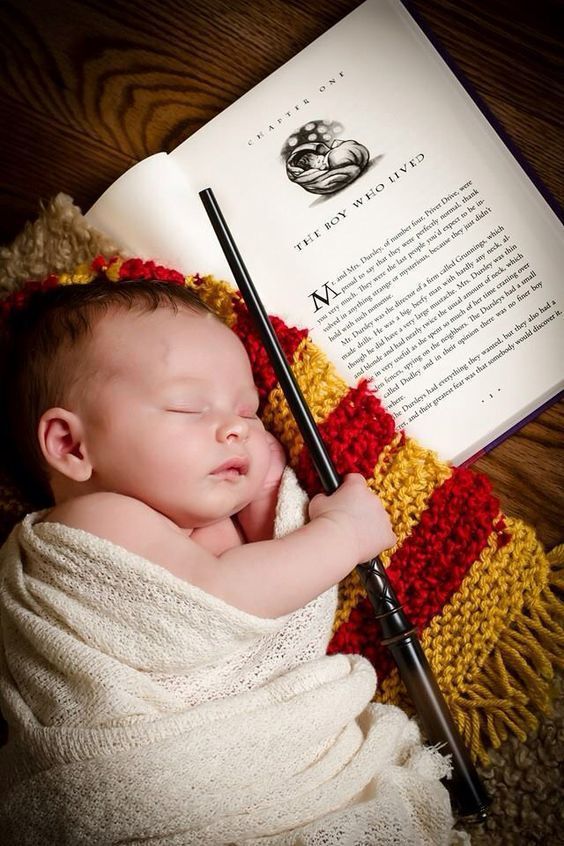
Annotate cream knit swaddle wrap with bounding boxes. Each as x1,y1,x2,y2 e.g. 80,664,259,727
0,469,457,844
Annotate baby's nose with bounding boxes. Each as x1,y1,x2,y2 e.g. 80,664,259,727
216,415,249,442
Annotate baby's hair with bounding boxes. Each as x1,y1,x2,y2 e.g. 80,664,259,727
0,278,214,505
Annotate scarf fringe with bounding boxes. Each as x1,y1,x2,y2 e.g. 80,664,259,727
378,546,564,766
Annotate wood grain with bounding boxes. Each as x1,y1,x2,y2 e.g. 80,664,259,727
0,0,562,547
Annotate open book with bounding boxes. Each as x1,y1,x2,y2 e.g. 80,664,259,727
85,0,563,466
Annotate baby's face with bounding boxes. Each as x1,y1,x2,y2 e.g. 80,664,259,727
73,306,271,529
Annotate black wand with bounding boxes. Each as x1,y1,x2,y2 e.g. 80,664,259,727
199,187,490,822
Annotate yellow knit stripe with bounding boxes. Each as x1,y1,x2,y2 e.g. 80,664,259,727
58,262,100,285
332,568,366,632
291,337,350,419
378,518,563,764
368,437,452,546
261,337,350,465
371,433,404,485
261,385,305,466
185,274,238,327
105,259,122,282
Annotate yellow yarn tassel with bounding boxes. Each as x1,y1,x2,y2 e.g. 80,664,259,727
379,530,564,765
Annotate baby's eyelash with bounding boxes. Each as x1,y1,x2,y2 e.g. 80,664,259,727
165,405,260,419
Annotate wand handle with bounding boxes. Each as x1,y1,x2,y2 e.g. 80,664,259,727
199,187,489,821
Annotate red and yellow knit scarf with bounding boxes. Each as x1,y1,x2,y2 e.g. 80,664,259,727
7,254,562,767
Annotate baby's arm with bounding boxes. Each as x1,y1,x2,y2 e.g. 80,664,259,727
45,475,395,619
235,433,287,542
207,474,396,617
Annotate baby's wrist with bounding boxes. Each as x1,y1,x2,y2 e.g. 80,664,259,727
310,511,360,565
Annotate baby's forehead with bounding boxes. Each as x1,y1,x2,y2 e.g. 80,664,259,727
88,303,219,347
86,304,253,381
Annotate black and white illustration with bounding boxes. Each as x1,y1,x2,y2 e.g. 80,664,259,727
282,120,370,195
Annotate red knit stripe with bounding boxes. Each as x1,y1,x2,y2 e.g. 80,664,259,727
231,296,309,400
118,258,186,284
328,600,396,680
294,380,398,495
386,469,500,623
328,469,503,679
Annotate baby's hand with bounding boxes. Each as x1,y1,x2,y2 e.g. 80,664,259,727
308,473,396,564
261,432,287,492
235,433,286,543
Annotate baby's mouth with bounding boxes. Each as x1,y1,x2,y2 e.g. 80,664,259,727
210,457,249,479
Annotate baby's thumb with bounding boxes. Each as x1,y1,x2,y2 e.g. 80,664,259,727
308,491,327,517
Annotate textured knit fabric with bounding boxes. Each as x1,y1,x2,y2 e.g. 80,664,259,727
0,469,458,846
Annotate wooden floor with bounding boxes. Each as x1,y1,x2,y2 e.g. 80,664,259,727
0,0,562,546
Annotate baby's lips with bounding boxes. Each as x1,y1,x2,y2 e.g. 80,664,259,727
211,456,249,476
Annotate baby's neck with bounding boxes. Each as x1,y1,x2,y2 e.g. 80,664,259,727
189,516,245,556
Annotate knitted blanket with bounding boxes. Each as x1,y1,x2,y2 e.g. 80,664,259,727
0,468,459,846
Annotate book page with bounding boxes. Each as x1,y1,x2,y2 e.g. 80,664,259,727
86,153,232,281
87,0,564,464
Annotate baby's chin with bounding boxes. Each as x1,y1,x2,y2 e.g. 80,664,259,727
176,494,260,531
158,470,268,530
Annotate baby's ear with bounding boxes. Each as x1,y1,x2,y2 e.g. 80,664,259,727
38,408,93,482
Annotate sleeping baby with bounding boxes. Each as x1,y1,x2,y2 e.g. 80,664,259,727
0,277,461,845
